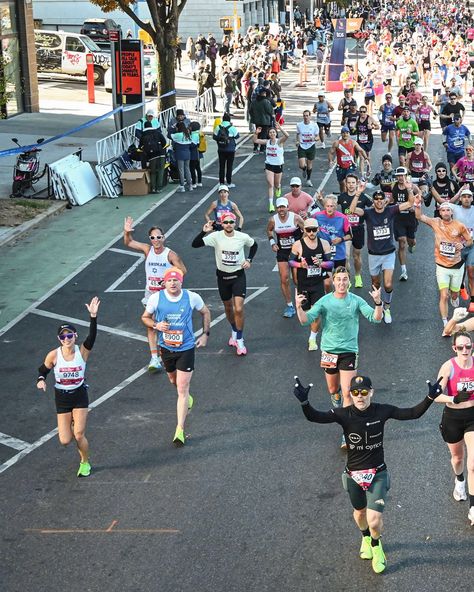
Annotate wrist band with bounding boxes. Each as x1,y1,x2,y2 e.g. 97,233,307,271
269,238,276,246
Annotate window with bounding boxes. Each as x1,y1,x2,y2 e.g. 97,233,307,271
65,37,85,53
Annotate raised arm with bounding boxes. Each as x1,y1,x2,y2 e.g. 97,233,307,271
123,216,151,254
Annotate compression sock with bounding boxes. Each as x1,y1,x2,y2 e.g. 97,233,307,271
456,472,465,482
310,331,318,339
470,494,474,507
306,168,312,180
371,537,380,547
236,330,243,339
361,528,370,537
382,288,393,306
231,323,237,332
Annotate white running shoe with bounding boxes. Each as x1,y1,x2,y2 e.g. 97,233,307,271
306,179,313,187
399,271,408,281
148,356,162,373
228,183,236,188
468,506,474,526
383,308,392,324
178,186,185,193
453,479,467,502
451,297,460,308
320,142,326,149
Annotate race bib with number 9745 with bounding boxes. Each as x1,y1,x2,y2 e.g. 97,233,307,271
321,351,338,368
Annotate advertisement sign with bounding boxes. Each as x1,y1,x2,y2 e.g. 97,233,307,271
326,18,346,92
114,39,143,104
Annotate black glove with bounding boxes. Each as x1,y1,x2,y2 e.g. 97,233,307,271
426,376,443,400
293,376,312,404
453,387,472,404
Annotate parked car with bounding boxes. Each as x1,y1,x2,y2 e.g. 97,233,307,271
104,51,157,95
34,29,111,84
80,18,121,43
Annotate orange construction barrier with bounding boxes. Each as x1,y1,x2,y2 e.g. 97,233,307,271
296,57,307,87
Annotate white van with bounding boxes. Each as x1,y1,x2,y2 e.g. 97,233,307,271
34,30,111,85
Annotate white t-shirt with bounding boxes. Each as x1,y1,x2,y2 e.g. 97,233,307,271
453,204,474,238
265,139,284,165
203,230,255,272
296,121,318,149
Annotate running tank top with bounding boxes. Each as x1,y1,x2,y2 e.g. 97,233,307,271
273,212,301,250
447,358,474,401
145,247,171,292
315,101,330,125
380,104,396,128
214,200,234,225
391,185,412,215
265,139,284,165
336,140,355,169
54,346,86,390
296,237,328,289
356,117,373,144
409,151,428,175
154,289,195,352
418,105,431,121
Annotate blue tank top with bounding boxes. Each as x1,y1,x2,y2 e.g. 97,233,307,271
315,101,330,125
214,200,234,228
381,104,395,128
155,290,195,351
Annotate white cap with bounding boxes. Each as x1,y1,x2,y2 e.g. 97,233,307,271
439,202,454,210
414,137,424,145
218,184,229,192
146,109,155,116
275,197,289,208
460,188,473,196
290,177,302,186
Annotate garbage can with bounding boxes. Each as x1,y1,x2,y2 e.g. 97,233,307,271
150,154,167,192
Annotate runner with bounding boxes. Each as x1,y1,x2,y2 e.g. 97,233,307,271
290,218,333,350
416,95,437,150
267,197,304,318
414,200,472,329
354,106,379,179
192,213,258,355
453,188,474,310
294,267,383,442
253,122,289,212
313,93,334,149
204,185,244,231
406,137,432,200
350,188,415,324
311,195,351,269
452,145,474,192
141,268,210,446
443,116,471,174
123,216,187,373
430,162,458,217
36,297,100,478
296,110,319,187
369,154,396,202
391,167,420,281
292,374,443,572
337,174,373,288
338,88,354,126
328,126,369,193
378,93,397,152
395,106,420,167
283,176,316,219
435,330,474,526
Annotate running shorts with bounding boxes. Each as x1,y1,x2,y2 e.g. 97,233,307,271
216,269,247,301
55,384,89,414
160,346,195,373
265,163,283,174
368,251,396,277
394,215,418,240
342,469,391,512
439,405,474,443
350,225,365,250
297,145,316,160
324,351,358,374
435,263,464,292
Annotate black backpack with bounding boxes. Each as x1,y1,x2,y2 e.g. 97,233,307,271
216,125,230,147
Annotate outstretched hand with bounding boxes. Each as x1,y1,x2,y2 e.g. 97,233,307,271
293,376,312,404
426,377,443,400
85,296,100,318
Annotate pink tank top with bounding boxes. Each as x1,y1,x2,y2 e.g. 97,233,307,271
447,358,474,401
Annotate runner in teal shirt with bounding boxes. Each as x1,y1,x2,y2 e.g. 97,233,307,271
296,267,383,447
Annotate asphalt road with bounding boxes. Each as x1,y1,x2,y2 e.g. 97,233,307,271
1,84,474,590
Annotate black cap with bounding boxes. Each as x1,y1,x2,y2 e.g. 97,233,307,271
57,323,77,335
382,153,392,163
435,162,447,171
176,109,185,116
350,375,373,390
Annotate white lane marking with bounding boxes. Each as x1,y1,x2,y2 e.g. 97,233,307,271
104,151,255,294
272,263,278,271
0,284,267,474
0,432,30,451
0,137,251,338
108,286,267,292
317,162,336,193
108,248,143,257
30,309,148,343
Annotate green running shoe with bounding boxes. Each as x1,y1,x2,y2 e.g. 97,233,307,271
371,541,387,574
354,275,363,289
274,186,282,198
173,426,185,447
188,394,194,411
77,461,91,478
359,536,372,560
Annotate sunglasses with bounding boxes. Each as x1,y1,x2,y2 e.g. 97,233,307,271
455,344,473,351
437,169,447,172
373,196,385,201
149,235,164,240
59,332,75,340
305,227,318,232
222,220,235,225
291,185,300,188
350,388,371,396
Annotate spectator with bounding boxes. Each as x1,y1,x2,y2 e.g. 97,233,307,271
249,87,274,153
213,112,240,187
171,121,193,192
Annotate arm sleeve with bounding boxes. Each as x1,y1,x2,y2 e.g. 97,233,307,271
387,396,434,420
248,241,258,260
302,403,339,424
82,317,97,351
192,231,207,248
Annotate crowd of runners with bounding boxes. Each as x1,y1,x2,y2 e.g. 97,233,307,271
33,0,474,577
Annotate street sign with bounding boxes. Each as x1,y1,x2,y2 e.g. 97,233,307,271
109,29,120,42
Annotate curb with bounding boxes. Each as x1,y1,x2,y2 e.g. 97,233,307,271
0,201,68,248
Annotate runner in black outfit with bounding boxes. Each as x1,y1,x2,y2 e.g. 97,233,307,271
292,374,443,574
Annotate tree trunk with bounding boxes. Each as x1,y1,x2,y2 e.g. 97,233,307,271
155,34,177,111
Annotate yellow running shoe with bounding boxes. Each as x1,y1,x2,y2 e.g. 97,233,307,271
354,275,363,288
77,461,91,478
371,541,387,574
188,394,194,411
173,426,185,447
359,536,372,560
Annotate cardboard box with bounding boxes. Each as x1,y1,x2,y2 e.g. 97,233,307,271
120,169,150,196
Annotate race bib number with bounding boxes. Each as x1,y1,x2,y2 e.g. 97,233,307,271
321,351,338,368
280,236,294,248
402,132,412,141
149,277,164,291
221,250,239,266
412,161,423,170
373,225,390,239
453,138,463,148
359,133,368,143
349,468,377,491
465,173,474,181
440,241,455,256
330,244,337,254
348,214,360,224
307,265,321,277
420,113,429,120
341,155,352,163
163,329,184,348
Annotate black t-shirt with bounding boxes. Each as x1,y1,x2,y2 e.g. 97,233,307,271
391,184,415,218
441,102,465,123
361,204,399,255
302,398,433,470
338,192,372,227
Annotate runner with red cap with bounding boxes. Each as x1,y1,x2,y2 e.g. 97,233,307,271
141,267,211,446
192,212,258,355
292,373,443,573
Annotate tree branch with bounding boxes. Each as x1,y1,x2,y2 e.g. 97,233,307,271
177,0,188,17
116,0,156,37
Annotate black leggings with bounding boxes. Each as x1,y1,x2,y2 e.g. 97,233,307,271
190,159,202,184
218,151,235,184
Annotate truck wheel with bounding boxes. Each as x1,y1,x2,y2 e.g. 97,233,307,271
93,67,105,85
